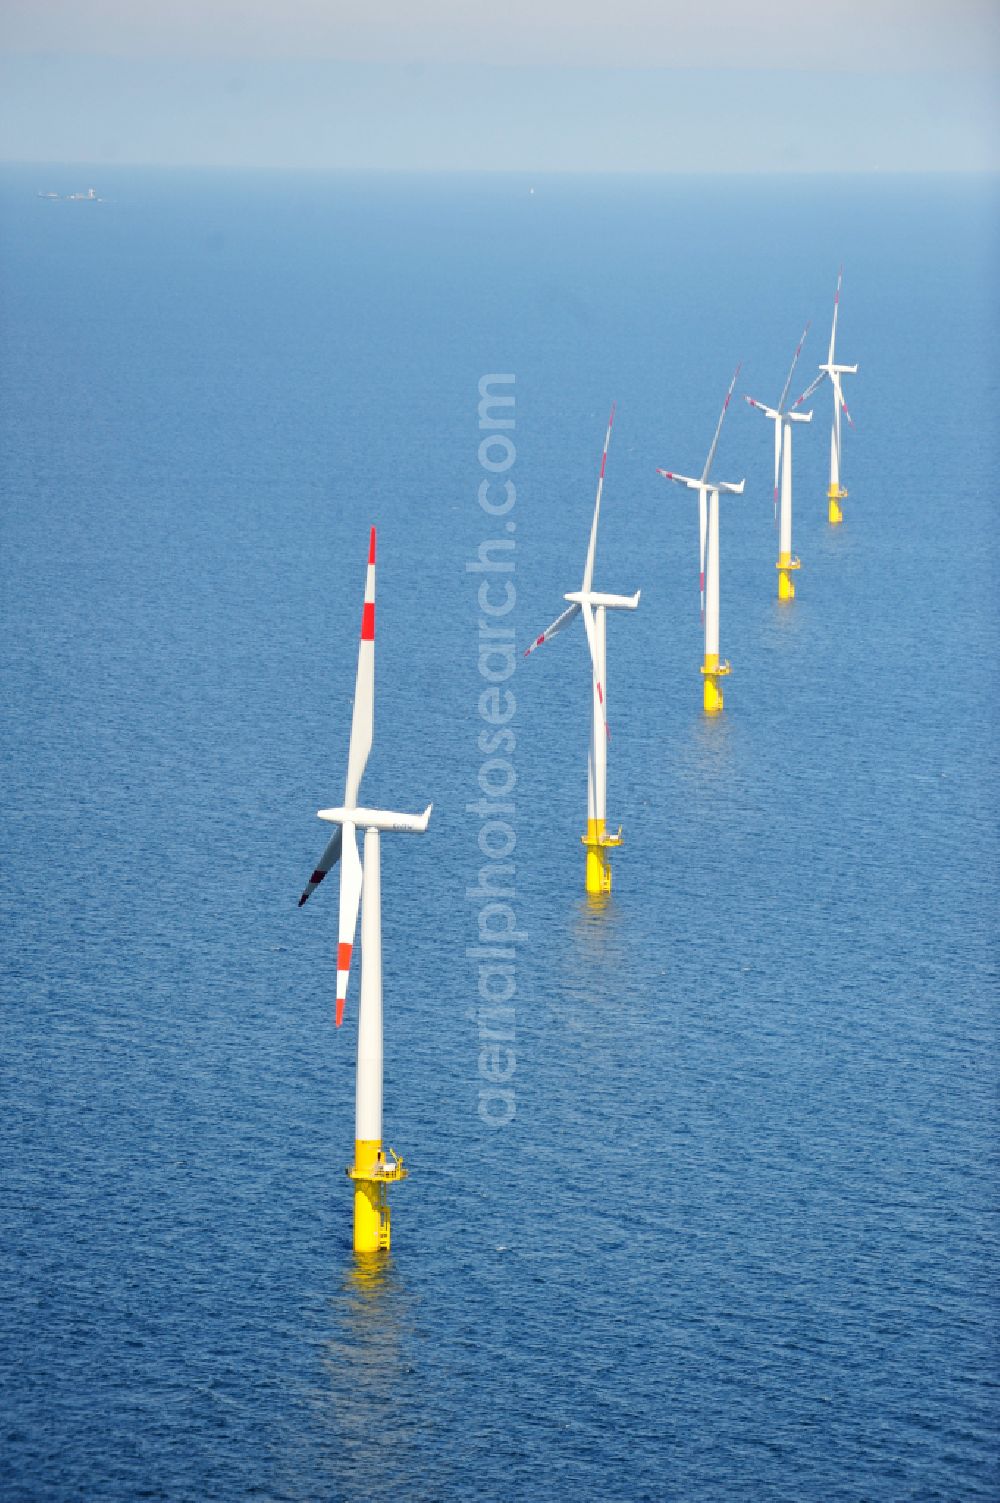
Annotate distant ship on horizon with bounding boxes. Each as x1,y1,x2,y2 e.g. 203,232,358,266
37,187,102,202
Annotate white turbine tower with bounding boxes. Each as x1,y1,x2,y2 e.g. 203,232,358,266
298,527,432,1254
745,324,814,600
656,365,745,715
524,404,639,896
795,267,857,524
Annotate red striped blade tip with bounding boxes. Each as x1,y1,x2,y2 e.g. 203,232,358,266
368,527,376,564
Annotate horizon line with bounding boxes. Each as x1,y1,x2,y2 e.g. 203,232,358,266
5,161,999,177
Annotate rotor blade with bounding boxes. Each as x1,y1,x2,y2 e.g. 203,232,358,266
702,364,741,485
743,396,780,523
344,528,376,808
298,824,343,908
335,824,363,1028
793,371,826,409
828,266,843,366
773,418,781,526
698,487,707,620
839,388,856,429
524,600,581,658
580,601,608,737
778,322,810,413
582,403,616,593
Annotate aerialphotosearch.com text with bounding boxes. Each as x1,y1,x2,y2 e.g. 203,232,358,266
467,374,520,1128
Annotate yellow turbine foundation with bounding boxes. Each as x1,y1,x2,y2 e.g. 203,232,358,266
582,818,622,895
828,484,846,525
701,653,730,715
348,1138,407,1253
776,551,801,601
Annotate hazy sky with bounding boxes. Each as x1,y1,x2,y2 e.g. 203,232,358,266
1,1,997,170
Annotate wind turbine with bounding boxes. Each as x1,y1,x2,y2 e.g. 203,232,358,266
524,405,639,896
656,365,745,715
298,527,432,1254
795,267,857,524
745,324,814,600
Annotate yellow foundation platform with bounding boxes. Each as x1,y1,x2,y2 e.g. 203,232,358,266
582,818,622,895
828,484,846,525
776,551,801,601
701,653,731,715
347,1140,407,1252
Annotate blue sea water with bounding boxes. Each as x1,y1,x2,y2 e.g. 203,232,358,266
1,166,998,1502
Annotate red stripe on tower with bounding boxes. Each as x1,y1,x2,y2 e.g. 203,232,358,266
361,603,375,640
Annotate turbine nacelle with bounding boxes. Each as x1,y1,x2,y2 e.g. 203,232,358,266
564,589,640,611
656,470,745,495
317,804,433,834
745,397,813,424
745,399,780,421
656,468,701,491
